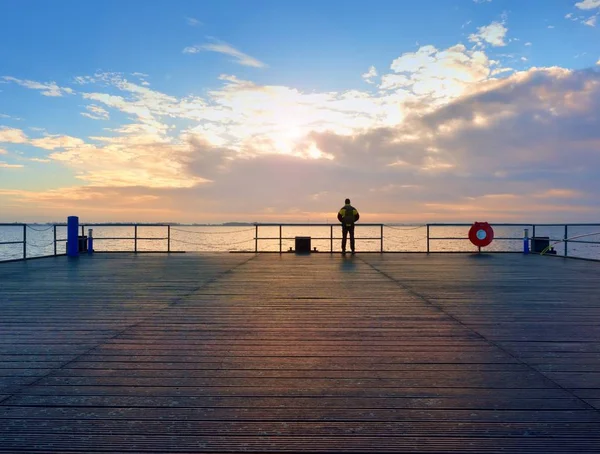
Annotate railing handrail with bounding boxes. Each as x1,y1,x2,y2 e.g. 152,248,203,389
253,223,384,227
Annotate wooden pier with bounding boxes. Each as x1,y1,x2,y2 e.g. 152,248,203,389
0,252,599,452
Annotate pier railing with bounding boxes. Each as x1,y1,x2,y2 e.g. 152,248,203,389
253,223,385,253
1,222,599,262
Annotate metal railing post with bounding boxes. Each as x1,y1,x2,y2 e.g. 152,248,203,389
167,225,171,253
279,225,282,253
23,224,26,259
564,225,568,257
134,225,138,252
380,224,384,252
532,224,536,240
426,224,430,253
53,225,57,256
330,225,333,253
255,224,258,253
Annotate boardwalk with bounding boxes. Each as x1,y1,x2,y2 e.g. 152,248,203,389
0,252,599,453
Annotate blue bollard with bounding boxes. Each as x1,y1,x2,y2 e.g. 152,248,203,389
88,229,94,254
67,216,79,257
523,228,530,255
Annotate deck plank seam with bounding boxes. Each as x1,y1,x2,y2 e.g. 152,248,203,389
0,254,259,407
356,256,600,415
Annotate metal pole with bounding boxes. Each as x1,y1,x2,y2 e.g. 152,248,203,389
81,225,84,236
380,224,384,252
532,224,536,240
279,225,282,253
23,224,26,259
330,225,333,253
167,225,171,253
134,225,138,253
53,225,57,256
255,224,258,253
426,224,430,253
564,225,568,257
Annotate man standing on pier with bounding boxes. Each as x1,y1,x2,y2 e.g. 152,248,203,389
337,198,360,255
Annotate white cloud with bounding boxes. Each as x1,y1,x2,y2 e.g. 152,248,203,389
30,135,86,150
362,66,378,84
525,42,532,46
186,17,202,26
0,147,7,154
2,76,73,97
576,0,600,10
183,41,266,68
584,15,597,26
548,25,555,29
0,161,23,168
81,104,110,120
29,158,51,163
386,44,500,104
597,58,600,65
469,21,508,47
0,127,28,143
473,0,492,3
0,113,22,120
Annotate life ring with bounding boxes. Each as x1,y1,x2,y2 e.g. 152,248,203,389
469,222,494,248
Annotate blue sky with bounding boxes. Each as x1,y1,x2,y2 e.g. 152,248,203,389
0,0,599,222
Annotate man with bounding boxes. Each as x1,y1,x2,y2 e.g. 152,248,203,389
337,198,360,255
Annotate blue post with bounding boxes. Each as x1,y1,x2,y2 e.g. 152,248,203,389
523,228,530,255
67,216,79,257
88,229,94,254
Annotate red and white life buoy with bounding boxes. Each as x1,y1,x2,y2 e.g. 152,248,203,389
469,222,494,248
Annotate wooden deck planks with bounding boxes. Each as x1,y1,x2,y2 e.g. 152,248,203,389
0,252,599,452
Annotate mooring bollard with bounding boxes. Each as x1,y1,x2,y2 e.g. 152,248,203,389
524,228,530,255
67,216,79,257
88,229,94,254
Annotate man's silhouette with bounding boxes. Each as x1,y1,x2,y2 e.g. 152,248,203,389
337,198,360,255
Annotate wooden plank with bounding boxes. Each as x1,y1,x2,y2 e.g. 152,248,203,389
0,434,600,453
1,406,598,422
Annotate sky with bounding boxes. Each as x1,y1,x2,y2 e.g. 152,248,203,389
0,0,599,223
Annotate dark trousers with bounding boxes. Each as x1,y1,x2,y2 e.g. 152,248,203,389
342,224,355,252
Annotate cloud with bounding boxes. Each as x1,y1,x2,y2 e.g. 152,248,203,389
29,157,51,163
0,161,24,168
2,76,73,96
81,104,110,120
576,0,600,10
0,113,22,120
186,17,202,26
0,126,28,143
469,21,508,47
49,128,211,188
183,41,266,68
30,135,86,150
385,44,502,105
0,147,7,154
362,66,378,84
473,0,492,3
584,15,597,26
3,43,600,222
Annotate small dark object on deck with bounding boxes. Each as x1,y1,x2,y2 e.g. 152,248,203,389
66,236,88,254
531,236,555,254
295,236,311,254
